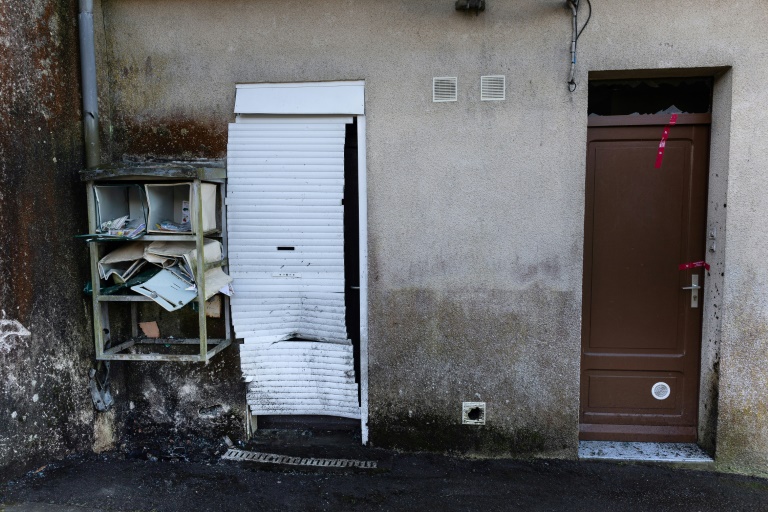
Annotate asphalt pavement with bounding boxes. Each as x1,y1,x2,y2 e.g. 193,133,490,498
2,432,768,511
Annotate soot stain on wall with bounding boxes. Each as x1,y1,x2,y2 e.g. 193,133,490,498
118,347,247,461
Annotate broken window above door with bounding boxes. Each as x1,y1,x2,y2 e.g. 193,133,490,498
588,77,713,116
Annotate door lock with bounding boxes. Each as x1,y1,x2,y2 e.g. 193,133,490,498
682,275,700,308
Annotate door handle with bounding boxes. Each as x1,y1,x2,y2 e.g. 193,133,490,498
682,275,700,308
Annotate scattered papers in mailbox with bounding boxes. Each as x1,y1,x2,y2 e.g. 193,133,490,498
97,238,234,309
131,270,198,312
97,242,148,284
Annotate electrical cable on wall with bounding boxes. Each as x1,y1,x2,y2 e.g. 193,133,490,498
566,0,592,92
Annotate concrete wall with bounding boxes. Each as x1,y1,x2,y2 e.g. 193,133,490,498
96,0,768,472
0,0,109,478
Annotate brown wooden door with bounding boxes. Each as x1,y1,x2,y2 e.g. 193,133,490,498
580,114,710,442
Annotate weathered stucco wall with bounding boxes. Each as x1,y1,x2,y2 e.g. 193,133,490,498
713,42,768,475
0,0,107,478
98,0,768,470
698,69,732,454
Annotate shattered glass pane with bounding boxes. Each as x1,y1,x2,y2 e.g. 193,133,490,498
588,77,713,116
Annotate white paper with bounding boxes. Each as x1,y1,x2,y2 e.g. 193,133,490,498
98,242,148,282
131,270,198,312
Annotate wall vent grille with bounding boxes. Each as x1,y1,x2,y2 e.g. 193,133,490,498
433,77,458,102
652,382,671,400
481,75,506,101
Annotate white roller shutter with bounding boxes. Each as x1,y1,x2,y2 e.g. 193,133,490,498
228,115,360,419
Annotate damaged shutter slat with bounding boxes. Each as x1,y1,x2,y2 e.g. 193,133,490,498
247,395,359,403
242,355,352,363
242,372,355,379
230,292,347,301
249,408,360,420
249,400,360,409
242,354,353,364
236,319,348,331
241,361,353,370
239,339,353,349
244,375,354,383
242,369,354,377
228,115,360,419
242,374,349,382
231,304,346,313
234,312,347,324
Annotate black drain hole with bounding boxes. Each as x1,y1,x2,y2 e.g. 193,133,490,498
467,407,484,421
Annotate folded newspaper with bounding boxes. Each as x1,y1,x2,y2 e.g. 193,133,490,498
97,242,148,284
96,239,233,311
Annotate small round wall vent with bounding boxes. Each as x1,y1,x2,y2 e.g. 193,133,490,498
652,382,671,400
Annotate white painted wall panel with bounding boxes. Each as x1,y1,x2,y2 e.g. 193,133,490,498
234,82,364,115
228,115,360,420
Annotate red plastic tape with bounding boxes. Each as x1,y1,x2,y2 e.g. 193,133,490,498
654,113,678,169
678,260,710,271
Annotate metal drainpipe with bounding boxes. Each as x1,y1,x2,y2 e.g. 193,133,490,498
79,0,101,169
80,0,112,412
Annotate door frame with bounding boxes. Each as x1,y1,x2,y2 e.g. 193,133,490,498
583,68,733,453
234,81,370,444
357,115,370,445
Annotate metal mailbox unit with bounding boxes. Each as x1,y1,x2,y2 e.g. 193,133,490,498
81,161,232,362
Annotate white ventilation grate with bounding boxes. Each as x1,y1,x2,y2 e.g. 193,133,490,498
481,75,506,101
652,382,671,400
433,77,458,102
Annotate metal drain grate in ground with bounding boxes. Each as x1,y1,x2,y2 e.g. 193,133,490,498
222,448,377,469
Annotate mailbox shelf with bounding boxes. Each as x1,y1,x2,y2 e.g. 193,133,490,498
81,160,232,363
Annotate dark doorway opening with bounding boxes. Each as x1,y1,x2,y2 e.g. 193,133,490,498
344,118,361,405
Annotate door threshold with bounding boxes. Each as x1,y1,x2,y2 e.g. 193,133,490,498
578,441,713,463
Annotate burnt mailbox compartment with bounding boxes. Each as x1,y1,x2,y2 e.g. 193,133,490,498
80,161,233,363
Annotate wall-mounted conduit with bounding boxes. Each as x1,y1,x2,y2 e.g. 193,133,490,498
566,0,592,92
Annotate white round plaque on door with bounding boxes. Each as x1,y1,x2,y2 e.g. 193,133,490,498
652,382,671,400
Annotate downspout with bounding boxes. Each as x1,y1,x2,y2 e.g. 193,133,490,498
78,0,101,169
80,0,113,413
